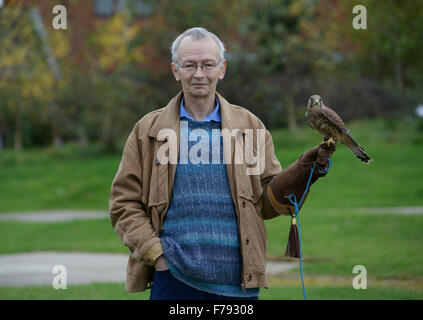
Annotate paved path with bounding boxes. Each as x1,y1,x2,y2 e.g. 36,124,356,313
0,210,109,223
0,252,298,287
356,206,423,215
0,252,127,287
1,206,422,224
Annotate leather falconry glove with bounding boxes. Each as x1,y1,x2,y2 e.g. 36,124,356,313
268,140,336,212
266,140,336,258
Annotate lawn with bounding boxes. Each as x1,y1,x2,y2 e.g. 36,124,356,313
0,282,421,300
1,119,422,299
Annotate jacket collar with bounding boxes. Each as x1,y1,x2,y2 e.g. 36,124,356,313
148,91,245,139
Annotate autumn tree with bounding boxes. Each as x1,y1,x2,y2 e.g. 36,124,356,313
0,3,55,151
86,10,144,151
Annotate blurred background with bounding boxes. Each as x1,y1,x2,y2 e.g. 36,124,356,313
0,0,422,300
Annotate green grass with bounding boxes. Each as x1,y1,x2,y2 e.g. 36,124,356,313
0,147,118,212
0,219,126,254
0,282,421,300
0,283,150,300
260,285,423,300
265,211,423,278
0,119,422,299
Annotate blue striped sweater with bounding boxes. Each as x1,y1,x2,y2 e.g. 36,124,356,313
160,117,259,298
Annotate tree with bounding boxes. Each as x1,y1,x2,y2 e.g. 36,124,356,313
320,0,422,117
244,0,335,130
86,11,144,151
0,3,55,151
352,0,423,97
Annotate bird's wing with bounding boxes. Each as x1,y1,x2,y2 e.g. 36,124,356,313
320,105,371,163
342,129,361,148
305,111,315,130
321,107,372,163
342,131,372,163
320,105,349,134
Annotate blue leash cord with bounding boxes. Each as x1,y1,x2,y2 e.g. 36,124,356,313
287,158,333,300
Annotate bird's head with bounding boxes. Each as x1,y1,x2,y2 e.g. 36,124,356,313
307,95,323,110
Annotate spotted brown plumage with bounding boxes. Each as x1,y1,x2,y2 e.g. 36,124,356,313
305,94,372,164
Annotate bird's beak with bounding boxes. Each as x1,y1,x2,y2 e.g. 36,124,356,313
312,100,319,106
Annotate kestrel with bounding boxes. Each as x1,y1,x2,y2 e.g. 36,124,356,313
305,95,372,164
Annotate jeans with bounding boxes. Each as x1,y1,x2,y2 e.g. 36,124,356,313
149,270,258,300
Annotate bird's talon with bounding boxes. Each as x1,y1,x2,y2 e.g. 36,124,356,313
326,137,336,147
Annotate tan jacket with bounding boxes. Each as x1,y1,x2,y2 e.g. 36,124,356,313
109,91,294,292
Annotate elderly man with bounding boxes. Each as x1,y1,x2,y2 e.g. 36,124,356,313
109,27,335,300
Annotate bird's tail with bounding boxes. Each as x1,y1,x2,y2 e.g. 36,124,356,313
343,132,372,164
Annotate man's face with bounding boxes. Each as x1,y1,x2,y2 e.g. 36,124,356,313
171,36,226,98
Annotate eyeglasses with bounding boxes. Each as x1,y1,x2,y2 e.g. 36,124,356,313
176,61,220,73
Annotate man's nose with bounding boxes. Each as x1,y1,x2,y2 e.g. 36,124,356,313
193,65,206,77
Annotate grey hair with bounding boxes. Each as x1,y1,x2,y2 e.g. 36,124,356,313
171,27,226,68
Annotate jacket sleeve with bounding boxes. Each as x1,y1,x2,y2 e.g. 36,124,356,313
258,127,292,220
109,124,162,265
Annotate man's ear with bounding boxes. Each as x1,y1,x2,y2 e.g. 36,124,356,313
218,60,227,80
171,63,180,81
